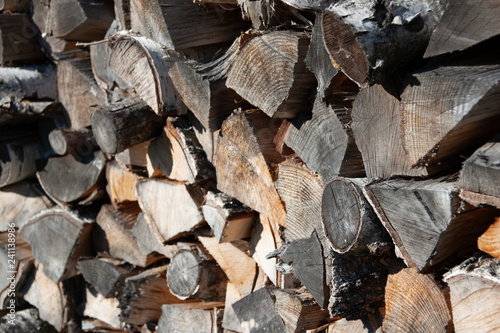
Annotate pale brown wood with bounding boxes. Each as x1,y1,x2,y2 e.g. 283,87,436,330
444,255,500,333
83,287,121,329
249,215,279,286
478,217,500,260
157,305,221,333
114,141,150,168
222,282,243,332
106,160,142,208
460,189,500,210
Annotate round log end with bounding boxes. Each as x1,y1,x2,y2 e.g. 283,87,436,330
321,178,362,253
91,108,118,154
48,129,68,155
166,250,202,300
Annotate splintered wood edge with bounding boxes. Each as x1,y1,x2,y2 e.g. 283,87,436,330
460,189,500,209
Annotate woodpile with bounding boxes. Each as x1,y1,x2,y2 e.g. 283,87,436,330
1,0,500,332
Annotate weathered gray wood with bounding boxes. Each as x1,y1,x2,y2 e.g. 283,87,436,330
401,65,500,168
0,0,31,11
20,207,94,282
37,150,106,204
364,176,500,272
77,257,133,298
322,0,444,86
444,255,500,333
113,0,130,30
226,31,316,118
167,249,227,301
92,97,165,154
50,0,114,42
157,305,220,333
49,128,98,156
425,0,500,57
0,308,57,333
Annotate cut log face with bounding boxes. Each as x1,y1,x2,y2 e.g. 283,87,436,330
57,54,107,129
226,31,316,118
106,160,141,208
364,176,500,272
91,97,165,154
136,178,205,242
166,249,227,301
322,1,444,86
0,180,53,231
130,0,247,51
36,150,106,204
214,110,287,229
157,305,219,333
478,217,500,260
401,65,500,168
383,268,451,333
50,0,114,42
285,97,365,183
48,128,99,156
0,14,45,66
20,208,94,282
108,34,180,115
444,256,500,333
425,0,500,58
77,257,132,298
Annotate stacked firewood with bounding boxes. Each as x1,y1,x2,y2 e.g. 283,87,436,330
1,0,500,332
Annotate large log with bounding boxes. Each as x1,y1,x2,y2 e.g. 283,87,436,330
19,207,94,282
383,268,451,333
364,176,500,272
322,0,444,86
226,31,316,118
424,0,500,58
444,255,500,333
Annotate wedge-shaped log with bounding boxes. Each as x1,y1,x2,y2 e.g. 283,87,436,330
92,97,165,154
226,31,316,118
136,178,205,242
425,0,500,58
214,110,286,229
383,268,451,333
459,134,500,208
83,287,121,329
401,65,500,168
49,128,99,156
108,34,180,115
147,117,214,183
105,160,141,208
114,141,149,168
285,97,365,183
444,256,500,333
201,191,256,243
130,0,247,51
167,249,227,301
37,150,106,204
250,214,280,286
50,0,114,42
478,217,500,260
364,176,500,272
157,305,221,333
322,0,443,86
0,180,53,231
58,54,107,129
20,208,94,282
0,14,45,66
96,203,161,267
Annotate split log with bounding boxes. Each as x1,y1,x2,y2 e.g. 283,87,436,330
96,203,161,267
91,97,165,154
322,0,444,86
321,177,390,254
459,134,500,207
130,0,247,51
48,127,98,156
222,282,243,332
157,305,221,333
226,31,316,118
50,0,114,42
214,110,287,230
383,268,451,333
105,160,142,208
36,150,106,204
57,54,107,129
0,0,30,11
114,141,150,168
20,207,94,282
146,117,215,183
364,176,500,272
0,180,53,231
114,0,130,30
166,249,227,301
285,97,365,183
201,191,256,243
425,0,500,57
83,287,121,329
0,308,58,333
444,255,500,333
249,214,280,286
237,0,292,30
199,236,257,296
0,14,45,66
401,65,500,168
107,33,181,115
136,178,205,242
351,83,434,179
478,217,500,260
328,313,383,333
77,257,133,298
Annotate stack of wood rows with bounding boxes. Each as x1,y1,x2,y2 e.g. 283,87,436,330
1,0,500,332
